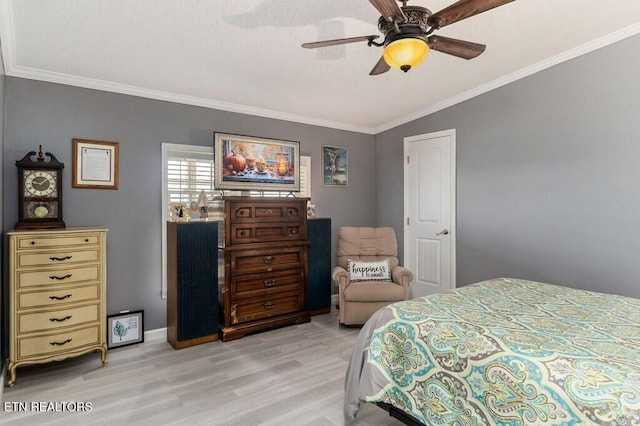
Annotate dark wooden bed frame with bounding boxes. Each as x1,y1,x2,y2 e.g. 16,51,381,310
376,402,425,426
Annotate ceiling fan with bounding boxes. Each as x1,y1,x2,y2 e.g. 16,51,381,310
302,0,515,75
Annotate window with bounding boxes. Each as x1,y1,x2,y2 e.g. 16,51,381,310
166,149,215,206
160,143,311,298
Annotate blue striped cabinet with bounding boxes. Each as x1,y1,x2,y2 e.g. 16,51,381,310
166,221,219,349
307,218,332,314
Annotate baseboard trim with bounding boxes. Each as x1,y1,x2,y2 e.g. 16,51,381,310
144,327,167,341
331,294,339,307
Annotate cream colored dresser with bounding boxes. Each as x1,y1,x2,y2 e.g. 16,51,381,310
7,227,108,387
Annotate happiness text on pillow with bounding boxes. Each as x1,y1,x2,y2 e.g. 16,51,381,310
352,264,387,278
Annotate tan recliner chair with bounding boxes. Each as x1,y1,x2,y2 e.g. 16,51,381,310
332,227,413,325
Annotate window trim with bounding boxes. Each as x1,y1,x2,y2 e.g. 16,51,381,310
161,143,214,298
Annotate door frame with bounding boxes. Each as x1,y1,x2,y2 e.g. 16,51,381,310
403,129,457,290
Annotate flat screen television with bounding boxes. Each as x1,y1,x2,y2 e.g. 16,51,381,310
213,132,300,192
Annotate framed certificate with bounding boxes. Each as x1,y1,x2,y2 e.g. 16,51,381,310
72,139,119,189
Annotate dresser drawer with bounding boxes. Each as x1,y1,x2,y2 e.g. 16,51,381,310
17,325,100,358
18,284,100,310
16,265,100,289
230,247,305,275
228,201,305,223
230,222,304,245
18,304,99,334
232,292,303,325
16,248,100,268
16,234,100,250
232,269,303,299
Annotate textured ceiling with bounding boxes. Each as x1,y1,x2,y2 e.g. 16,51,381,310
1,0,640,134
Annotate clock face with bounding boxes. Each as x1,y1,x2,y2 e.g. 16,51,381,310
24,201,58,219
16,149,65,229
24,170,58,197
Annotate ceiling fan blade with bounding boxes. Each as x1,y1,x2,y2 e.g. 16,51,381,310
369,56,391,75
428,35,486,59
301,35,379,49
429,0,515,29
369,0,407,23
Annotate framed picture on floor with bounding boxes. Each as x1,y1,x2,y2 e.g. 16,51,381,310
107,310,144,349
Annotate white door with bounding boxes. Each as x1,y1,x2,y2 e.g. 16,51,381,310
404,129,456,297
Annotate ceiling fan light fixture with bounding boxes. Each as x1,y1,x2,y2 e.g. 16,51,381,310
383,36,430,72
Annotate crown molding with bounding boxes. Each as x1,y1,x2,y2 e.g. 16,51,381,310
4,65,376,135
1,0,639,137
0,0,15,76
0,0,374,134
373,22,640,134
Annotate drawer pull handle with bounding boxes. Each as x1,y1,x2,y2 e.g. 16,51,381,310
262,256,275,264
50,274,72,281
85,239,89,242
266,209,273,215
50,255,72,261
50,339,72,346
263,301,276,309
263,279,277,287
50,315,72,322
49,294,72,301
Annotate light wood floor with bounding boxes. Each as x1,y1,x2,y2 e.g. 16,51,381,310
1,309,403,426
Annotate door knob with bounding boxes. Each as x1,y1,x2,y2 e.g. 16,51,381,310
436,229,449,236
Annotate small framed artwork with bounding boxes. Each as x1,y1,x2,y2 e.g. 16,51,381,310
322,145,348,187
107,310,144,349
72,139,119,189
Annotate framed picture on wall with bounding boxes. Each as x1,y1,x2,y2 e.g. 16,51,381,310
322,145,348,187
72,139,119,189
213,132,300,192
107,310,144,349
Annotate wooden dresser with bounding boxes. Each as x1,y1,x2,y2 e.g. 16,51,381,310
219,196,310,341
7,227,108,387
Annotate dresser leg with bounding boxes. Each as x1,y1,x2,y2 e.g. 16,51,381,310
100,344,108,366
8,362,17,387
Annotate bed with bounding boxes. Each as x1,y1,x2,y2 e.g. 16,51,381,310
344,278,640,425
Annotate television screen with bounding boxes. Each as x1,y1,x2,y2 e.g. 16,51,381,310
214,132,300,192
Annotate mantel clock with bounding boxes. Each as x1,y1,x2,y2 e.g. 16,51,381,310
15,145,65,230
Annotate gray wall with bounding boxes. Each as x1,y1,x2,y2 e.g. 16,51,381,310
0,71,5,361
3,32,640,342
2,78,376,331
376,34,640,299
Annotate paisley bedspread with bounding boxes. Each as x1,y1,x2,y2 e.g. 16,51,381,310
344,278,640,425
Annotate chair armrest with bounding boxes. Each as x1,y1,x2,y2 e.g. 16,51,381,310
332,266,350,288
391,266,413,288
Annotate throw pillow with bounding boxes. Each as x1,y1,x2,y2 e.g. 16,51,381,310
347,259,391,282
